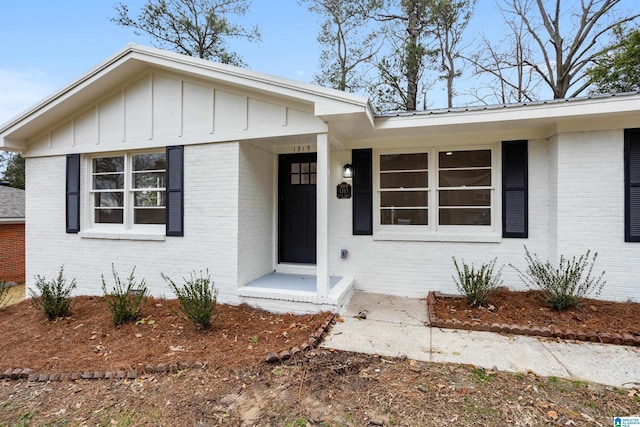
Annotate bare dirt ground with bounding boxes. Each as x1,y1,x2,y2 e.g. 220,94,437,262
1,293,639,426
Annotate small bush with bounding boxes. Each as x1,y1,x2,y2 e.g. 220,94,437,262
30,266,76,319
512,246,606,310
452,257,502,307
0,280,10,308
162,270,218,330
102,265,148,325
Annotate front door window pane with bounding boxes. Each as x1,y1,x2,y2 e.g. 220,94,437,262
290,162,317,185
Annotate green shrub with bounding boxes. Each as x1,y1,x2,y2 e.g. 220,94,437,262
512,247,606,310
0,280,10,308
162,270,218,330
102,265,148,325
30,266,76,319
452,257,502,307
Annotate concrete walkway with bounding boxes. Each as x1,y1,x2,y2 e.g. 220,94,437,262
321,292,640,388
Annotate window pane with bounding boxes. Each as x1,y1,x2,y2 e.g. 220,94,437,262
94,192,123,207
95,208,123,224
439,150,491,168
133,153,165,171
381,209,428,225
381,191,428,207
380,171,428,188
439,169,491,187
291,174,300,184
311,174,317,184
439,190,491,206
133,172,165,189
301,174,309,184
380,153,428,171
93,157,124,173
439,208,491,225
134,208,166,224
310,162,317,173
291,163,300,173
134,191,166,207
93,174,124,190
301,163,310,173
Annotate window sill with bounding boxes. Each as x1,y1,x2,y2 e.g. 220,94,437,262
78,231,166,241
373,230,501,243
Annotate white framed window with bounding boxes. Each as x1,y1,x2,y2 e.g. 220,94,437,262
88,151,166,232
375,146,498,241
379,152,429,225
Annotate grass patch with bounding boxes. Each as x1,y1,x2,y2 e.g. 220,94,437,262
471,368,493,383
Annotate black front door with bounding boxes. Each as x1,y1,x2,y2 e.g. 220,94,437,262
278,153,317,264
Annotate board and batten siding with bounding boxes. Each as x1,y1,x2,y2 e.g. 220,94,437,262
24,71,327,158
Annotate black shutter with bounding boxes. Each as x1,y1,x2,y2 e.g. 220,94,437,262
352,148,372,235
66,154,80,233
166,145,184,237
625,129,640,242
502,141,528,238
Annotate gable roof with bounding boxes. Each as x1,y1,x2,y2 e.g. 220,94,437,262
0,44,373,151
2,44,640,151
0,185,25,222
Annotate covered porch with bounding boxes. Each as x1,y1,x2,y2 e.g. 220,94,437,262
235,129,361,314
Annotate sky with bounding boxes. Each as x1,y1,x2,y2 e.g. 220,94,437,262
0,0,326,124
0,0,639,125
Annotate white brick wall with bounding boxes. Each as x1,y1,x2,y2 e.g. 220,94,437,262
24,129,640,307
328,140,550,298
25,142,242,305
552,130,640,302
327,130,640,302
238,142,275,285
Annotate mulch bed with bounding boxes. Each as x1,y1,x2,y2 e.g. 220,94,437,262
0,296,331,376
428,287,640,346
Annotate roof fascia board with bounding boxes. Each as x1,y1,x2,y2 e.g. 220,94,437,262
0,218,25,224
375,94,640,131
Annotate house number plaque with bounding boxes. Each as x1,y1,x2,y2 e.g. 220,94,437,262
337,182,352,199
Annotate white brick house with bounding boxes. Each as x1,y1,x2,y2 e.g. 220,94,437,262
1,45,639,313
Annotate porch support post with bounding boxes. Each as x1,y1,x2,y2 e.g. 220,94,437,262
316,133,330,297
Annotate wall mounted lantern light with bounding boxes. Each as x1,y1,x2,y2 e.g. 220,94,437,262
342,163,353,179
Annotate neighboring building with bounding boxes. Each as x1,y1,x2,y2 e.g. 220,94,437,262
0,45,639,313
0,183,25,284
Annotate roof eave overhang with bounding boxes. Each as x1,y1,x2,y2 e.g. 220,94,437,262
0,218,25,224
